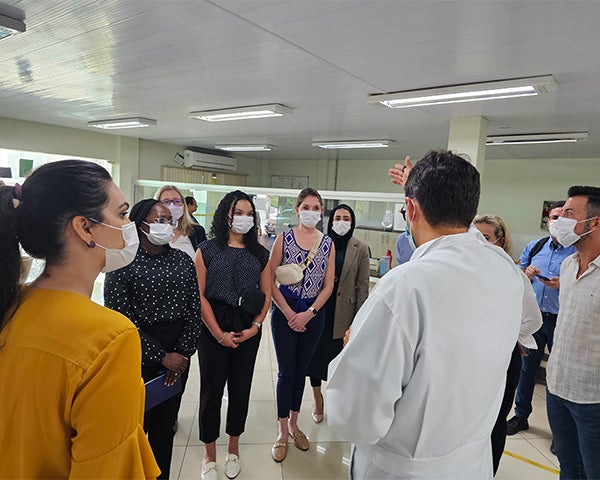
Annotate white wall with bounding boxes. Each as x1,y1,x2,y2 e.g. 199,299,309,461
266,155,600,256
4,115,599,258
0,116,183,200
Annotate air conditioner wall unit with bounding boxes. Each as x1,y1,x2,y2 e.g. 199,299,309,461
183,149,238,172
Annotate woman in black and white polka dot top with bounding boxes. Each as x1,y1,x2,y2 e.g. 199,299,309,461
194,190,271,480
104,198,202,479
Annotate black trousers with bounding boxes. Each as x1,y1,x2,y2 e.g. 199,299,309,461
142,364,189,480
198,326,261,443
491,344,522,475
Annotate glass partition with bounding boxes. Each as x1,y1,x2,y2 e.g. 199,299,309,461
133,179,406,239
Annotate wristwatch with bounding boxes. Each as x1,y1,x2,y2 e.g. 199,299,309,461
251,321,262,329
308,306,318,317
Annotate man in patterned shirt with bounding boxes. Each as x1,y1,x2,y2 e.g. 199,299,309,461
545,185,600,480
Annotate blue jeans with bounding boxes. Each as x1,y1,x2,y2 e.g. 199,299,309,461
514,311,557,419
546,389,600,479
271,300,325,419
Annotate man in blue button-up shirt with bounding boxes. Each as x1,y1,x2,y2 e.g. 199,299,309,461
507,202,576,437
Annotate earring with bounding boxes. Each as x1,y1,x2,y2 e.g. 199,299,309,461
87,240,96,248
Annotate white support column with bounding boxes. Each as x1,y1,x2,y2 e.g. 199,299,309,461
113,136,140,203
447,116,488,173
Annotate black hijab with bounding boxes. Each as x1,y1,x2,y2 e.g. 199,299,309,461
327,203,356,251
129,198,161,229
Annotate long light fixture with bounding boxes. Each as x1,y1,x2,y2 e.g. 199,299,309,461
0,13,26,40
215,144,277,152
368,75,557,109
487,132,588,146
190,104,292,122
87,117,157,130
312,140,394,149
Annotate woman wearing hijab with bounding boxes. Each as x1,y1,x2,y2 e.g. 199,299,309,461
306,204,370,423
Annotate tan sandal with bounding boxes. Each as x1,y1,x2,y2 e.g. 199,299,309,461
271,440,288,462
289,430,309,451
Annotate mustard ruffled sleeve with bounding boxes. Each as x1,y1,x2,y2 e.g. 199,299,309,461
69,327,160,479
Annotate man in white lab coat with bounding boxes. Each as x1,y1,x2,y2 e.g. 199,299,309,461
327,150,541,480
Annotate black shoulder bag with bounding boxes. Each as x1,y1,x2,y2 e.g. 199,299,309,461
225,247,266,317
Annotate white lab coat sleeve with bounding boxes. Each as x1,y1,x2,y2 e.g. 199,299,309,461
326,290,415,446
518,271,542,349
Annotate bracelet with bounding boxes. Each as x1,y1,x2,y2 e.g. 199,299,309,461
251,321,262,329
218,333,226,344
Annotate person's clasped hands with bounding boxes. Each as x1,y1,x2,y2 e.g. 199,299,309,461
162,352,189,386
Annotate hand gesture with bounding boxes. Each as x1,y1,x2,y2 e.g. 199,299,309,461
388,156,413,187
539,276,560,289
161,352,189,374
220,332,239,349
524,264,540,280
231,326,259,344
288,310,311,332
164,369,181,386
343,326,352,347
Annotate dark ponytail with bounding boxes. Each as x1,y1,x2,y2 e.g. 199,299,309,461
0,160,113,331
0,185,22,331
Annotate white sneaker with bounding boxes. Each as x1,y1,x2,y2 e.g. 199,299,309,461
201,462,218,480
224,453,241,479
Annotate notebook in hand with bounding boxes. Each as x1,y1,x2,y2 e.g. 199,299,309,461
144,373,183,411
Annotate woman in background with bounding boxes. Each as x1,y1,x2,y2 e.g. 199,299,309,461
195,190,271,480
104,198,201,479
269,187,335,462
306,204,370,423
0,160,159,478
155,185,204,258
473,214,522,475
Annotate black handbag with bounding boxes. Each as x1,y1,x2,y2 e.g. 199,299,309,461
225,247,266,317
209,299,252,332
237,287,265,315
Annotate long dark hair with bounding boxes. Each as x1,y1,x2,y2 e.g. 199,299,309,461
210,190,268,263
0,160,112,333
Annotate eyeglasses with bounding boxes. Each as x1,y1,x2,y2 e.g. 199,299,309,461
160,198,183,207
144,219,178,228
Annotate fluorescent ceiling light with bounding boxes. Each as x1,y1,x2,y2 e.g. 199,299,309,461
87,117,157,130
0,14,25,40
190,104,292,122
368,75,557,109
215,144,276,152
487,132,588,145
312,140,394,149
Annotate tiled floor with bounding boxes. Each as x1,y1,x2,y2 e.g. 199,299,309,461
169,315,559,479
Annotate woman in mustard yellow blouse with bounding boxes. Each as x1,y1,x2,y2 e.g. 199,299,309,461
0,160,159,478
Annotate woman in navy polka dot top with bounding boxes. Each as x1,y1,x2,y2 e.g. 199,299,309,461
104,198,202,479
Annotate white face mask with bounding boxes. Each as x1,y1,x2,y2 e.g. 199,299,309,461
167,204,184,221
331,220,352,236
95,221,140,272
231,215,254,234
142,222,174,245
299,210,321,228
548,216,595,247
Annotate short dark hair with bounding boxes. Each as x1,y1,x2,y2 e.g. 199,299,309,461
185,196,196,206
567,186,600,217
404,149,480,228
549,201,566,210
